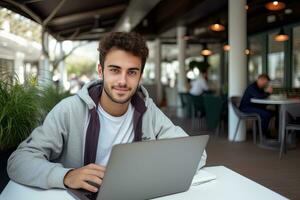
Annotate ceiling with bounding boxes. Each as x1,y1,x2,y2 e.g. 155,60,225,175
1,0,300,44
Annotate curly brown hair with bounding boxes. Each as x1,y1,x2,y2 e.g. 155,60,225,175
98,32,149,72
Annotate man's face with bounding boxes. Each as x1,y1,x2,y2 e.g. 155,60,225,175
257,78,269,89
98,48,142,104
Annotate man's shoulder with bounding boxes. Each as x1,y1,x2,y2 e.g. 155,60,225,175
52,94,85,112
246,82,257,91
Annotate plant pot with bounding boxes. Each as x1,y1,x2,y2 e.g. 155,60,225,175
0,147,16,193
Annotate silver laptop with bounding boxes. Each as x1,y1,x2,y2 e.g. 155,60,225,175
68,135,209,200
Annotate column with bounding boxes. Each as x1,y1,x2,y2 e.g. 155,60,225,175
228,0,247,141
59,42,68,89
177,26,187,118
177,26,187,92
38,31,51,87
154,38,162,105
14,52,25,84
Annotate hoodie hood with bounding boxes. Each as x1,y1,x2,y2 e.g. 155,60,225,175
76,79,150,110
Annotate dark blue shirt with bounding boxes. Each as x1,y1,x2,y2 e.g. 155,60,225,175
239,82,270,111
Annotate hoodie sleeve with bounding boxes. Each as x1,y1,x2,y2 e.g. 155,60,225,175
7,99,73,189
149,100,207,169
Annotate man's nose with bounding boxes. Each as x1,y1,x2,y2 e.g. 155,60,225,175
118,72,127,86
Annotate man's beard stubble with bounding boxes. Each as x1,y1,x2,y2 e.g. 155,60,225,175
102,77,139,104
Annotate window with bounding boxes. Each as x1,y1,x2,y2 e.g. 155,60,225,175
0,58,14,80
248,36,263,83
268,32,285,87
292,26,300,88
207,44,221,91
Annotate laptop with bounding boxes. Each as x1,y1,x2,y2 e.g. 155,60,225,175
68,135,209,200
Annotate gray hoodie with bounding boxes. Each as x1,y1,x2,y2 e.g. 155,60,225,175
7,80,207,190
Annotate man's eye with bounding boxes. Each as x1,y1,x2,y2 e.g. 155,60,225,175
110,68,119,73
128,71,137,75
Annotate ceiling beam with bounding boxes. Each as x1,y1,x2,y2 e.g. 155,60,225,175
22,0,44,4
72,32,106,40
113,0,162,32
2,0,42,23
42,0,67,26
48,4,127,26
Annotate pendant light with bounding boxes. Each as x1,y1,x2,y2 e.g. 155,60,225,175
265,1,286,11
209,19,225,32
201,43,213,56
274,28,289,42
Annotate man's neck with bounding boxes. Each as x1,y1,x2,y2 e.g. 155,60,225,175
99,90,129,117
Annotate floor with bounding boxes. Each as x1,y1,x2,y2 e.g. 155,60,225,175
169,114,300,200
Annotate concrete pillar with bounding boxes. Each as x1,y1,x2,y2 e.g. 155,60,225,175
228,0,247,141
176,26,187,118
14,51,25,84
38,31,51,86
24,63,32,83
154,38,162,105
177,26,187,93
59,42,67,89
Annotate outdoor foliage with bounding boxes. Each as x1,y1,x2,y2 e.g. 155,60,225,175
0,80,40,150
66,56,97,78
0,8,41,43
0,77,71,150
38,85,71,119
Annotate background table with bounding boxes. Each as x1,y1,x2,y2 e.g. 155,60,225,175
251,97,300,148
0,166,288,200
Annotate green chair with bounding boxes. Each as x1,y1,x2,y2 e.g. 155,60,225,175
202,94,225,135
190,94,205,129
178,92,193,118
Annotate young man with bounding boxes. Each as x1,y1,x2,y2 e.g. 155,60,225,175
7,32,207,193
239,74,273,136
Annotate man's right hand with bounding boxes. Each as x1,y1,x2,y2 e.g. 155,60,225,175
266,86,273,94
64,164,106,193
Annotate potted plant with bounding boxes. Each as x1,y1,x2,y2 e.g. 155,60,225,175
0,79,41,191
38,85,71,120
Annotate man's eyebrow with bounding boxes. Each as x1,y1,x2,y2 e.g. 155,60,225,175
107,65,121,69
107,65,141,71
128,67,140,71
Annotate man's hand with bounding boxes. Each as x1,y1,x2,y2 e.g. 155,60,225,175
266,85,273,94
64,164,106,192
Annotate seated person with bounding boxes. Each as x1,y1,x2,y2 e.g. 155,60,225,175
239,74,273,137
189,69,209,96
7,32,207,193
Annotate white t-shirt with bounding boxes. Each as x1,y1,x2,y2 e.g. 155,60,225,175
189,75,209,96
95,103,135,166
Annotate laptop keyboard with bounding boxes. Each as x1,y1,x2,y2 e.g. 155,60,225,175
85,192,98,200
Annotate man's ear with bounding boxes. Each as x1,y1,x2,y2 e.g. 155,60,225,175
98,64,103,79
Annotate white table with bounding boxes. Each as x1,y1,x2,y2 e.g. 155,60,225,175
251,97,300,105
251,97,300,148
0,166,288,200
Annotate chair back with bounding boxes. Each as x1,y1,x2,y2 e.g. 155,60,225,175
190,94,205,114
203,94,224,129
178,92,193,118
285,104,300,123
230,96,243,117
178,93,189,107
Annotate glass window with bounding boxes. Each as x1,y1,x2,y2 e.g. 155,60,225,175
207,44,221,91
0,58,14,80
292,26,300,88
248,36,263,83
268,32,285,87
